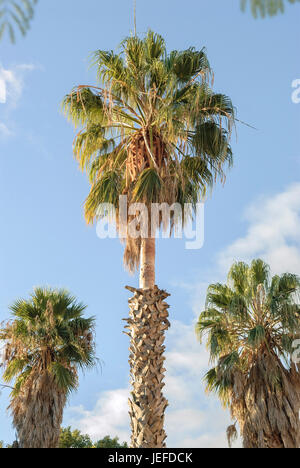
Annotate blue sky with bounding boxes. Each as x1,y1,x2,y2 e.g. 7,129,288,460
0,0,299,447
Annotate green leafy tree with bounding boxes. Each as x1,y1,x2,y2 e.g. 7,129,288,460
241,0,300,17
63,30,235,448
58,428,128,448
0,287,96,448
197,259,300,448
59,427,93,448
94,435,128,448
0,0,38,43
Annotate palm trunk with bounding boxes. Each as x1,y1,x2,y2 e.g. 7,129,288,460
11,373,66,448
139,237,156,289
232,353,300,448
125,236,170,448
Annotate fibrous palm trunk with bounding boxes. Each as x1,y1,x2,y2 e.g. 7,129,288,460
125,237,170,448
232,353,300,448
11,372,66,448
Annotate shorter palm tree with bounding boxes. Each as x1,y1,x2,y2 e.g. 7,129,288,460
197,259,300,448
0,287,96,448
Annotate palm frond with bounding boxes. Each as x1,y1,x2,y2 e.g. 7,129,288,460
133,168,162,203
0,0,38,43
241,0,300,17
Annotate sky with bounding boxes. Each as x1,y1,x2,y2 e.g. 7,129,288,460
0,0,299,448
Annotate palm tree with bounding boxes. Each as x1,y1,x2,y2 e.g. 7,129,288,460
241,0,300,17
0,287,95,448
63,30,235,448
197,259,300,448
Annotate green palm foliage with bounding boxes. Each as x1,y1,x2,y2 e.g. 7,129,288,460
197,259,300,448
63,30,234,270
0,287,95,448
241,0,300,17
0,0,38,43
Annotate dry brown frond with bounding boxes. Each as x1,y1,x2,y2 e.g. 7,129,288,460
230,352,300,448
126,130,168,184
10,371,66,449
227,424,238,448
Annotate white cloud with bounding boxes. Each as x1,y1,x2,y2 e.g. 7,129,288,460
0,122,13,137
166,321,207,379
0,63,37,138
0,65,23,107
164,323,234,448
0,78,6,104
66,388,131,443
218,183,300,275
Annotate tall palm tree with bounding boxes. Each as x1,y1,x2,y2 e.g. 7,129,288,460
0,287,95,448
63,30,235,448
197,259,300,448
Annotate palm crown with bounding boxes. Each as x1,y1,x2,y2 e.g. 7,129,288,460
197,259,300,448
63,31,235,271
1,287,95,396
